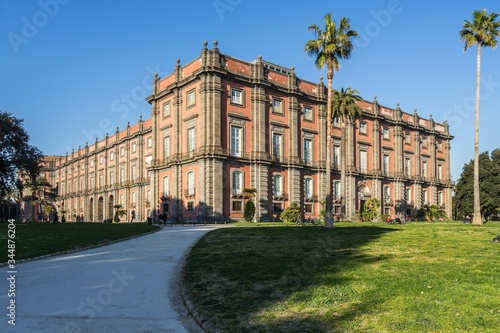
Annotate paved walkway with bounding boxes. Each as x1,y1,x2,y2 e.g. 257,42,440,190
1,225,223,333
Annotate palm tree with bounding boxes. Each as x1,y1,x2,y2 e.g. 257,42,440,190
305,13,358,228
415,204,448,222
460,9,500,225
27,176,52,221
331,87,363,219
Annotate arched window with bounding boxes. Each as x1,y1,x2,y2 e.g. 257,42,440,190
187,172,195,195
163,176,169,197
273,174,283,197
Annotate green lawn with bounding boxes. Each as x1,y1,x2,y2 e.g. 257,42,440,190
0,222,159,263
182,222,500,333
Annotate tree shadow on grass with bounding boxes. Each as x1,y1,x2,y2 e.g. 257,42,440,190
182,224,400,332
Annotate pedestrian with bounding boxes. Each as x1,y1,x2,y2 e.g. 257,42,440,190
52,211,59,224
131,210,136,223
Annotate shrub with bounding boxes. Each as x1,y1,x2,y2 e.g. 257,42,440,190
360,197,380,222
243,199,256,222
280,202,301,224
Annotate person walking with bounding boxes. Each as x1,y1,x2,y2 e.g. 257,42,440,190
52,211,59,224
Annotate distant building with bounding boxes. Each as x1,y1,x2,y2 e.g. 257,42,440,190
38,41,453,222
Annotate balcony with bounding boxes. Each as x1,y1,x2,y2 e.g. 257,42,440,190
184,189,195,198
304,194,318,202
273,193,288,201
231,190,244,199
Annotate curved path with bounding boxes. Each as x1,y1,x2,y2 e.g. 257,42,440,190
1,225,223,333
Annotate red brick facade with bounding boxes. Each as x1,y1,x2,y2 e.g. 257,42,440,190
38,42,453,222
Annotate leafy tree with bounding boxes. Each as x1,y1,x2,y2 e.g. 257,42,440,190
0,111,43,200
360,197,380,222
332,87,363,219
454,150,500,220
305,13,358,228
25,176,54,221
460,9,500,225
280,202,301,224
415,204,449,222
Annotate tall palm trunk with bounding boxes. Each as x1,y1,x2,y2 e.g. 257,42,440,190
324,69,333,228
473,44,482,225
340,120,347,219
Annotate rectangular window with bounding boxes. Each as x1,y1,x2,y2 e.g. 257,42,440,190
164,137,170,159
272,98,283,114
187,201,194,211
333,181,340,200
422,161,427,178
110,152,114,161
333,116,340,128
405,132,411,144
303,106,313,121
405,158,411,176
383,128,390,140
333,146,340,167
100,156,104,164
303,139,312,164
438,191,443,206
273,174,283,197
383,154,389,174
273,202,283,213
230,88,243,105
384,186,391,202
110,171,114,184
163,202,170,214
163,102,171,117
231,126,242,157
120,147,125,156
304,204,313,214
147,137,152,148
163,176,169,197
305,178,313,199
359,122,367,134
232,171,242,195
131,164,137,181
187,90,196,107
272,133,282,160
438,165,443,180
232,201,243,211
120,166,124,182
188,128,195,154
406,187,412,204
187,172,195,195
422,137,428,147
359,150,368,171
132,143,136,153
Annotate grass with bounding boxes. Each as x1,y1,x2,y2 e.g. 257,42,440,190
0,222,159,263
182,221,500,333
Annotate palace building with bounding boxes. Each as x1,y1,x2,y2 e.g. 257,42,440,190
32,41,453,222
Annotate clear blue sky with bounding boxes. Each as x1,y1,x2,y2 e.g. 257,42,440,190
1,0,499,181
